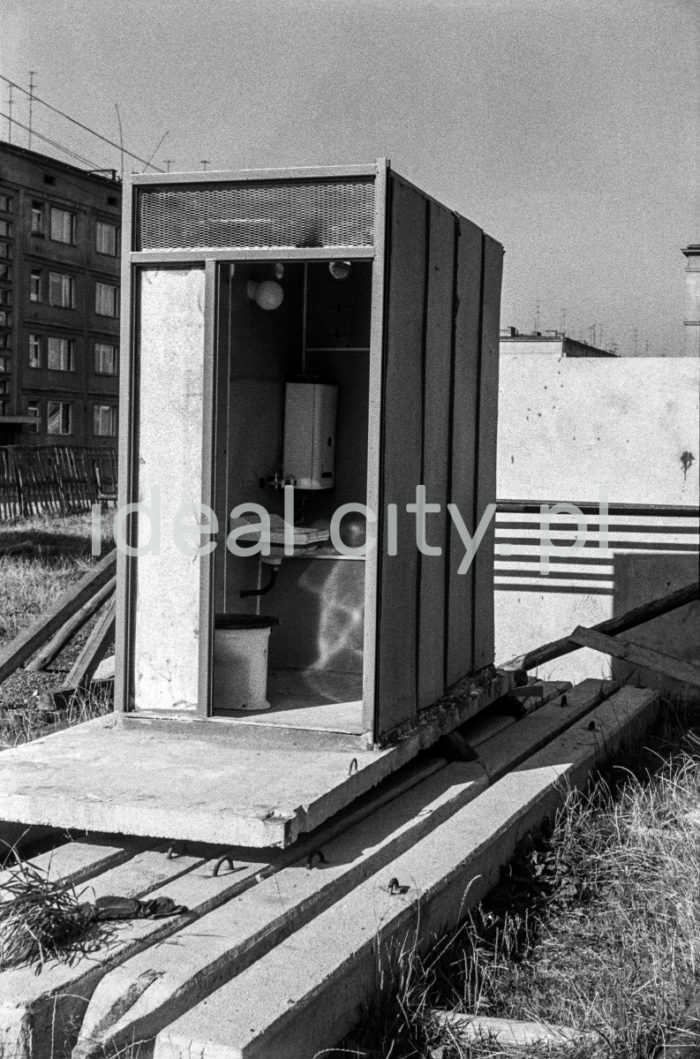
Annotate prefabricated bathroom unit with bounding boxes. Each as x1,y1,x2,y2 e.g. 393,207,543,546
116,159,504,750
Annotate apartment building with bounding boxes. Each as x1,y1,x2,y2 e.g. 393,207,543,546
0,140,121,447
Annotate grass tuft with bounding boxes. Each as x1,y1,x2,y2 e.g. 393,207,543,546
0,853,94,973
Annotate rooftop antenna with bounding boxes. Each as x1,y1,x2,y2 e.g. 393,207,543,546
142,129,169,173
114,104,125,181
632,327,639,355
559,305,566,335
588,323,596,345
164,159,174,172
533,298,541,332
27,71,36,148
598,324,603,349
200,159,210,171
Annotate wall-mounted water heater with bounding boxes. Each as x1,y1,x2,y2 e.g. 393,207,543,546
283,382,337,490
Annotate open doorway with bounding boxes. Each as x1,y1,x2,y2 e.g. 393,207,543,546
211,259,373,734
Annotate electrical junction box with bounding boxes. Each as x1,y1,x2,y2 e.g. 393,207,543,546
283,382,337,490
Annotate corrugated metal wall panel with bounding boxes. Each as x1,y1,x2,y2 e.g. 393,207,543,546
472,234,503,669
445,218,482,687
375,176,427,735
417,202,457,709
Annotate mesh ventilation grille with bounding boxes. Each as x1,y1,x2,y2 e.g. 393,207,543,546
136,179,375,251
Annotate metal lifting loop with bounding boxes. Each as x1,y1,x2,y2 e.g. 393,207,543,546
387,877,407,896
306,848,328,869
212,854,236,877
348,757,359,777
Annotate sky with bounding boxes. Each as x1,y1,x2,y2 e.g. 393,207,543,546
2,0,698,355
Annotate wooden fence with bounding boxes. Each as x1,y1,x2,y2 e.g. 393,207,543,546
0,446,118,519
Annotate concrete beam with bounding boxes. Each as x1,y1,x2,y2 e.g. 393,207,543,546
476,678,616,780
0,838,143,896
0,844,275,1059
72,762,487,1058
153,687,658,1059
0,757,446,1059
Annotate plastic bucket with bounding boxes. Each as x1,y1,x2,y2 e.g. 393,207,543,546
213,614,278,712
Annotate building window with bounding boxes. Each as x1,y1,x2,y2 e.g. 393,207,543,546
50,207,76,244
29,333,41,368
0,288,10,306
49,271,75,308
27,400,40,432
47,336,75,372
0,219,10,238
0,242,9,259
30,269,42,303
0,355,9,372
95,281,118,317
94,341,118,375
96,221,118,256
0,331,9,347
94,404,117,437
0,311,9,327
0,264,10,281
0,194,11,212
47,400,72,435
0,379,8,413
31,202,44,234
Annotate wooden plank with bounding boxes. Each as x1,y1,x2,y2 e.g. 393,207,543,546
66,598,116,690
374,176,427,737
72,761,486,1058
446,219,483,686
570,626,700,689
429,1011,600,1048
502,581,700,673
418,203,456,710
26,577,116,671
0,550,116,685
472,233,503,670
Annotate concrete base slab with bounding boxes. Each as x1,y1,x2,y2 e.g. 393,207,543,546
153,686,658,1059
0,714,422,848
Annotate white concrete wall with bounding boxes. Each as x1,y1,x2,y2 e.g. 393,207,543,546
498,357,699,506
495,356,700,694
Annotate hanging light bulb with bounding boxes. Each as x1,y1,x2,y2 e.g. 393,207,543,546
329,260,352,281
246,279,284,311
